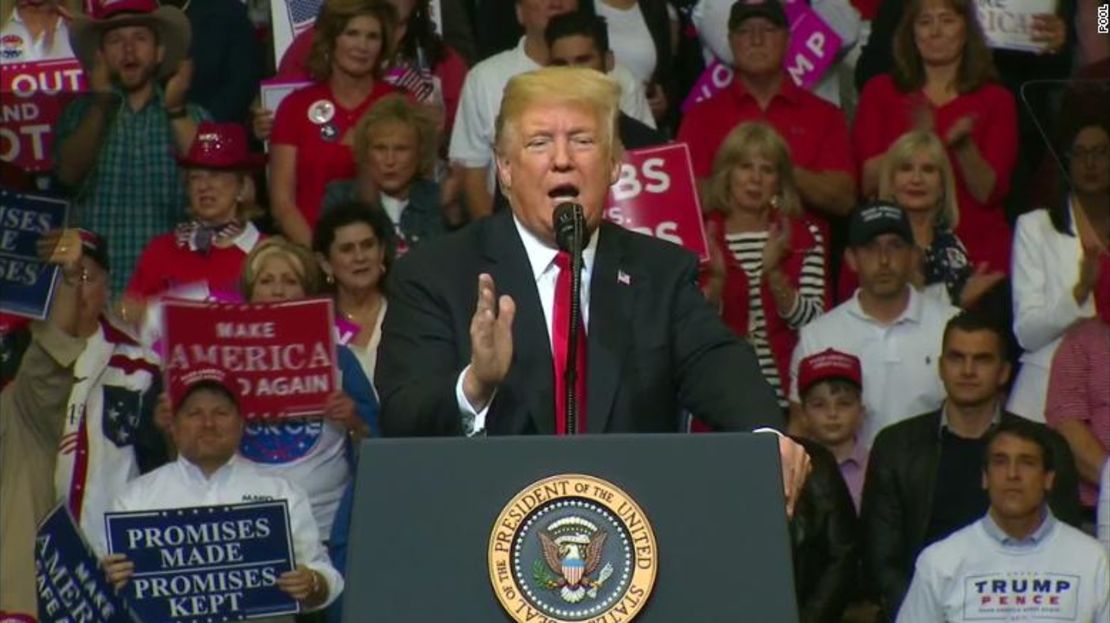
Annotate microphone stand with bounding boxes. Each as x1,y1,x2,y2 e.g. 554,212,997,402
564,210,585,435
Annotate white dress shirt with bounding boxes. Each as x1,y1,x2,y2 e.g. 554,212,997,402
790,287,959,444
454,216,598,435
99,455,344,617
0,8,74,64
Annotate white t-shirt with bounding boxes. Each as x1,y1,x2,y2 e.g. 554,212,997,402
101,455,344,617
1099,460,1110,553
898,513,1109,622
596,1,657,86
1,9,74,63
789,287,959,444
449,36,656,184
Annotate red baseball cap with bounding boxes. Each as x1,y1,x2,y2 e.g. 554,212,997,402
798,348,862,396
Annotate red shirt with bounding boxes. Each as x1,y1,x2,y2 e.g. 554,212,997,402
125,225,262,299
271,81,398,228
677,75,855,188
852,74,1018,273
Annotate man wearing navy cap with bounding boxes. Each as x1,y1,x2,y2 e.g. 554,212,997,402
789,201,960,445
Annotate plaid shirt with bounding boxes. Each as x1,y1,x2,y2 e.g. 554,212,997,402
54,87,210,295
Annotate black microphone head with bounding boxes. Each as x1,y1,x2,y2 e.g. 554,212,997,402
553,202,584,252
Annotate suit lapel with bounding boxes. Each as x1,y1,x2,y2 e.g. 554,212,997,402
483,211,556,434
586,224,632,434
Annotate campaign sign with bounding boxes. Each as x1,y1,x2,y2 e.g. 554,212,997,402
163,299,337,419
975,0,1055,52
682,0,842,112
0,190,68,319
35,504,139,623
0,59,86,172
105,502,298,622
605,144,708,261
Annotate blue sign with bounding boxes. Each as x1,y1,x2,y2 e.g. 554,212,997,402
35,504,139,623
0,190,68,319
105,502,299,623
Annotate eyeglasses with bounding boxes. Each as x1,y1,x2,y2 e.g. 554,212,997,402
1069,145,1110,162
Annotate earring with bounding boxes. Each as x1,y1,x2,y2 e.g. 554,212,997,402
325,273,334,285
770,195,782,211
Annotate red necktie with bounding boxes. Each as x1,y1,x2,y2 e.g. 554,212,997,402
552,251,587,435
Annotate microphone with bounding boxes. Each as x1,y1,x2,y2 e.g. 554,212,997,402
554,202,585,253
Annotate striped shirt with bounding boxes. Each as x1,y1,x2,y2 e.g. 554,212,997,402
725,225,825,406
54,88,210,295
1046,318,1110,507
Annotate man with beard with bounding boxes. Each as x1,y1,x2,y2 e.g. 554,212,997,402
789,201,959,444
54,0,209,295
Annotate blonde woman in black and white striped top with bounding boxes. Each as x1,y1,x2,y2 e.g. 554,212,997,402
703,122,828,409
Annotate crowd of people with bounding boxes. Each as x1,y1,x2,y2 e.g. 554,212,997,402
1,0,1108,621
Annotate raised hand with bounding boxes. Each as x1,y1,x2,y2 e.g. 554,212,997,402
760,218,792,273
463,273,516,411
1074,246,1102,305
163,59,194,111
250,102,275,142
945,115,976,149
1030,13,1066,54
958,262,1005,309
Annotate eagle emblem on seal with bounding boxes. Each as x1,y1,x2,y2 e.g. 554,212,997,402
533,517,615,604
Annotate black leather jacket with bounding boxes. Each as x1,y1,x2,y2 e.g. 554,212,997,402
860,410,1081,621
790,438,860,623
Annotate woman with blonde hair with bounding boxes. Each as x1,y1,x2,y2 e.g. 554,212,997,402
268,0,401,246
873,130,1003,308
237,237,378,537
321,93,446,250
703,121,827,408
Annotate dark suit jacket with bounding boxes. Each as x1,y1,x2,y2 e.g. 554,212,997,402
376,209,782,436
860,409,1082,621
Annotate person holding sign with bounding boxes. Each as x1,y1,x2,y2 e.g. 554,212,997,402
377,67,813,516
269,0,401,247
0,227,90,615
238,238,378,535
100,380,344,617
122,122,264,316
701,122,828,411
853,0,1018,277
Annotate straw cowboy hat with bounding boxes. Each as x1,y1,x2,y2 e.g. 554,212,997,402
69,0,190,80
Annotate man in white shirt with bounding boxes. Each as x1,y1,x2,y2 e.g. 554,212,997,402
790,201,959,444
898,419,1109,622
99,380,343,618
449,0,654,220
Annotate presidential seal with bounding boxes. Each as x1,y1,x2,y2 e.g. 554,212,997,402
489,474,657,623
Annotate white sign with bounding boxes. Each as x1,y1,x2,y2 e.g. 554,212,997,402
975,0,1056,52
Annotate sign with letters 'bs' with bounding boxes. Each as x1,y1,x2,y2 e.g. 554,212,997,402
0,59,87,172
162,298,337,419
35,504,140,623
605,144,708,261
105,501,299,623
0,190,68,319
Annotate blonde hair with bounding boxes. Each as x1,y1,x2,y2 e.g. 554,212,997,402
706,122,802,217
1,0,83,47
353,93,438,179
306,0,396,82
494,67,623,160
878,130,960,229
240,237,322,301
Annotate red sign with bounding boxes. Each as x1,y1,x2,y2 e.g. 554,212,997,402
162,299,337,420
605,143,708,261
0,59,86,172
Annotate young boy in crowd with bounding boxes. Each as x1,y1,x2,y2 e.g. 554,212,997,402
797,348,868,513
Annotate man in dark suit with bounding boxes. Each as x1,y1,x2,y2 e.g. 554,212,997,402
376,66,810,512
861,312,1082,621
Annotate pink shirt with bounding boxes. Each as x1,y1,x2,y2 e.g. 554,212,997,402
838,439,869,514
1046,318,1110,507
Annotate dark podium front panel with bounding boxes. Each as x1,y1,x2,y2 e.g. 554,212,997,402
344,433,798,621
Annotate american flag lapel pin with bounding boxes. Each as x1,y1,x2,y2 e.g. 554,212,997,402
617,270,631,285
